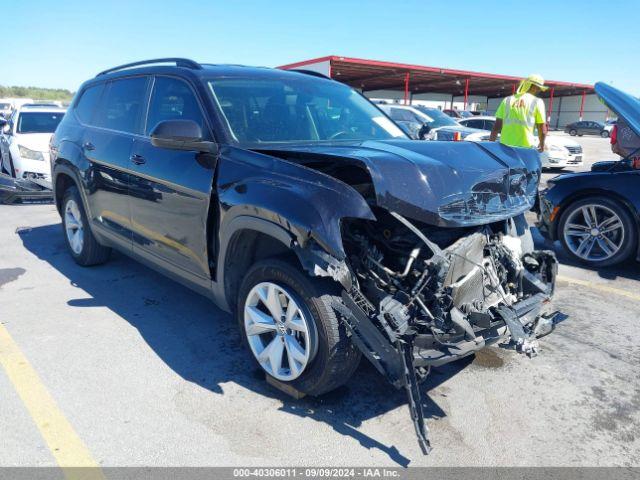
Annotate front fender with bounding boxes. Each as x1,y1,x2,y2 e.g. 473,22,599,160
216,146,375,259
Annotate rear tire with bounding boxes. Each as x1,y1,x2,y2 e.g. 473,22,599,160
61,186,111,266
237,259,361,396
601,130,609,138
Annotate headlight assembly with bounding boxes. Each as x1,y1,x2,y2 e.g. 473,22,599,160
18,145,45,161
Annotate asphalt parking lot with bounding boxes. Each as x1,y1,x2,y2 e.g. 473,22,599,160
1,133,639,468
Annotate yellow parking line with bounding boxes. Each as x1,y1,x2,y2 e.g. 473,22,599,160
557,274,640,302
0,323,105,480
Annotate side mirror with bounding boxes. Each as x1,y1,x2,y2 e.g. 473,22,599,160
150,120,218,154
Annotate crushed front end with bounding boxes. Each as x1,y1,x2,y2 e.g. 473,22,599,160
336,210,559,454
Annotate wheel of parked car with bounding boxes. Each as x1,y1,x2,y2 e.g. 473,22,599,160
237,259,361,396
601,130,609,138
569,129,577,136
558,196,637,267
61,186,111,266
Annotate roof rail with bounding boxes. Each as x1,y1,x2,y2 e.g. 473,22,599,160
96,58,202,77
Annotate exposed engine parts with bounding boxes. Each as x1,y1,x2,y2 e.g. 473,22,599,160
335,209,560,454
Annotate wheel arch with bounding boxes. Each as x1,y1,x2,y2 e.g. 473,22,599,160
216,216,303,312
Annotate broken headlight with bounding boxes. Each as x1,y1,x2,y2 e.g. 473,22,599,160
438,170,538,225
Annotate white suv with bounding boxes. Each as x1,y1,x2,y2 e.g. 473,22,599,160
0,105,66,188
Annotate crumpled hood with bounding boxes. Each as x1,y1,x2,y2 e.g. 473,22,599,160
595,82,640,137
261,139,541,227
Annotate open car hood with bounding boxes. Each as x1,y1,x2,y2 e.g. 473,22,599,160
595,82,640,137
261,140,541,227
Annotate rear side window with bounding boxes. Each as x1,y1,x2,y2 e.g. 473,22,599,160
146,77,206,136
74,84,104,125
96,77,148,134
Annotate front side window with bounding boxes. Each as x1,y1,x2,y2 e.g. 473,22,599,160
96,77,147,134
16,112,65,134
146,77,206,136
208,75,406,144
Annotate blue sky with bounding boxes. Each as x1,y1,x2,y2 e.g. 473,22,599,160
2,0,639,94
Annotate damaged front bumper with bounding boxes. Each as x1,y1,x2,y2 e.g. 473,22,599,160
0,173,53,204
325,212,562,455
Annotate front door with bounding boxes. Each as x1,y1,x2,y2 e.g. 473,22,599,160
128,76,217,282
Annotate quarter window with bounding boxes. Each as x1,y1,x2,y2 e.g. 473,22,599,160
96,77,148,134
74,84,104,125
146,77,206,136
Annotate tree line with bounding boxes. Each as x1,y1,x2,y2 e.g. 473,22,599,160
0,85,75,102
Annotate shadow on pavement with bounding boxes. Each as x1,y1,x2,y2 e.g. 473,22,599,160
19,222,472,466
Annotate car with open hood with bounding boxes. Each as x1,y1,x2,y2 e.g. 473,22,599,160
538,82,640,267
50,59,560,454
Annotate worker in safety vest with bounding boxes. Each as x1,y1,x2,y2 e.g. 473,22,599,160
489,74,548,152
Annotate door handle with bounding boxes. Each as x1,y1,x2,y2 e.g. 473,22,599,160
83,142,95,151
130,154,146,165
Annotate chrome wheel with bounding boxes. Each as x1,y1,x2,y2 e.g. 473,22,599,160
244,282,316,381
563,204,624,262
64,199,84,255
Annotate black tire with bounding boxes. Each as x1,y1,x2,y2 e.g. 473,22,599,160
61,186,111,266
237,259,361,396
558,196,637,267
601,130,609,138
569,129,577,136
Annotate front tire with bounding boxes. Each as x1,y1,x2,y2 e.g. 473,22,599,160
237,259,361,396
569,129,577,136
558,196,636,267
601,130,609,138
61,186,111,266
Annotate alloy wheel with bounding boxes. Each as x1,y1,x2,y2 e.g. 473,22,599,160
563,204,624,262
64,199,84,255
244,282,316,381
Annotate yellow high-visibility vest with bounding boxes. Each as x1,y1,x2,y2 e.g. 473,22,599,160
495,92,545,148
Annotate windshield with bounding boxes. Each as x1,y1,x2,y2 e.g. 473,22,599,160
17,111,64,134
415,107,460,128
208,76,406,144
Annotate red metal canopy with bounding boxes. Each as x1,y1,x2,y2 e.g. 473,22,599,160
278,55,594,100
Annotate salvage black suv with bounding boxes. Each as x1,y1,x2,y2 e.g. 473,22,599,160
51,59,559,453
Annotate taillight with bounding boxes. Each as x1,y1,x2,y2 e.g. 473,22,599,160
453,131,462,141
632,158,640,170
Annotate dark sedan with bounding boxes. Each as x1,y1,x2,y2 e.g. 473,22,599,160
539,83,640,267
564,120,608,138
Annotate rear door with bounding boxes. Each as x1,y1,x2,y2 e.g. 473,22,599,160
79,76,149,247
128,75,217,283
